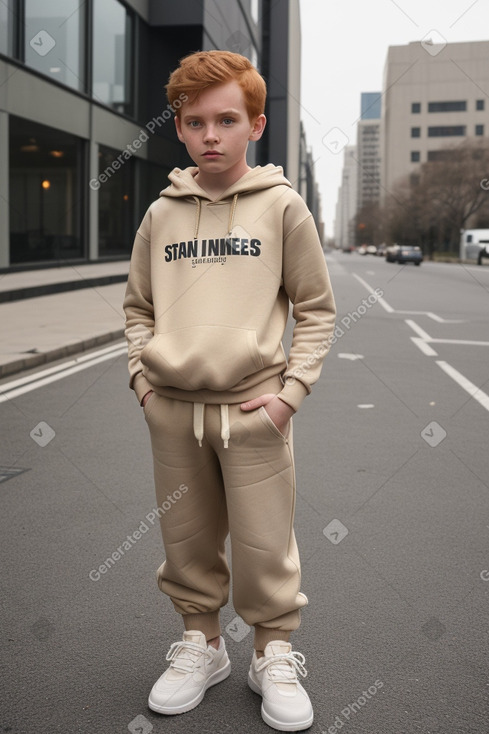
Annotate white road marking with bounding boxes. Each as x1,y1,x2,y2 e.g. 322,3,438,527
436,361,489,413
353,274,394,312
405,319,432,341
353,275,464,322
353,276,489,414
0,342,127,403
338,353,364,361
431,337,489,346
411,337,438,357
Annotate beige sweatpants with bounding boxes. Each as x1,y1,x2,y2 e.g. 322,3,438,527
143,391,307,651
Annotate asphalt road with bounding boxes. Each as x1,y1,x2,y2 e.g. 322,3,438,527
1,252,488,734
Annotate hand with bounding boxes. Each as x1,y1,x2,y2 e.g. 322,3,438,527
141,390,154,407
240,393,295,435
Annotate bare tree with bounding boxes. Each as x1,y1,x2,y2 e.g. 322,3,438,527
383,140,489,258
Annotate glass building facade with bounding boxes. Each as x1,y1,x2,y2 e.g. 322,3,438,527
0,0,179,268
0,0,317,269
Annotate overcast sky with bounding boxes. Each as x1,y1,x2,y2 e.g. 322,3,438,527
299,0,489,238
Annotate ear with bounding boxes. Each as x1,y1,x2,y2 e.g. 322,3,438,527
174,115,186,143
249,114,266,141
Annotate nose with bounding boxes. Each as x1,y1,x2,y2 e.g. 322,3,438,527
203,125,219,143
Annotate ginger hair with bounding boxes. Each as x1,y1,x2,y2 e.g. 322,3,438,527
166,50,267,121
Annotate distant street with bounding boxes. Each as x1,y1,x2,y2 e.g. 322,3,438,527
1,252,488,734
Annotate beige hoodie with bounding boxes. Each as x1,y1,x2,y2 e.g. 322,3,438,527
123,164,336,412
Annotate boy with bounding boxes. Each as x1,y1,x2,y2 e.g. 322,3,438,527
123,50,336,732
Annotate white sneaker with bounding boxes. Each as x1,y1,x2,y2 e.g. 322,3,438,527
248,641,313,731
148,630,231,715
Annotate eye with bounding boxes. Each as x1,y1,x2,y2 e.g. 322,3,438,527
221,118,235,126
188,120,201,128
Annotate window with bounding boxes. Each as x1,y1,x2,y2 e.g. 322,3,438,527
251,0,260,24
137,160,171,225
476,125,484,136
93,0,134,116
411,102,421,114
411,127,421,138
476,100,485,111
9,116,84,264
24,0,86,92
97,145,135,257
428,126,466,137
427,150,451,162
428,101,466,113
411,151,420,162
0,0,14,56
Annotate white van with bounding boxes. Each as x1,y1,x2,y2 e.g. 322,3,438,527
460,229,489,264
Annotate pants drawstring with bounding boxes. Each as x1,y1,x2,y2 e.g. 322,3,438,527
192,402,230,449
220,404,230,449
193,403,205,447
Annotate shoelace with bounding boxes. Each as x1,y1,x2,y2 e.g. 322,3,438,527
166,640,213,674
255,651,308,682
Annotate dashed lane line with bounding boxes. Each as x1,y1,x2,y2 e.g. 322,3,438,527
354,274,489,415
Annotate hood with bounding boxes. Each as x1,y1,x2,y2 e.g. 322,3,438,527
159,164,292,238
159,164,291,201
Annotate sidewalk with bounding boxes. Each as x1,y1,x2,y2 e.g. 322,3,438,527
0,260,129,302
0,262,129,378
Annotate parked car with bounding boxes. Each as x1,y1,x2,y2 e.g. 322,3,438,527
376,244,387,257
357,245,368,255
477,244,489,265
459,228,489,262
366,245,377,255
386,244,423,265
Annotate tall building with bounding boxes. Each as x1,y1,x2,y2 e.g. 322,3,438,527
334,145,358,250
381,39,489,198
0,0,311,270
357,91,382,212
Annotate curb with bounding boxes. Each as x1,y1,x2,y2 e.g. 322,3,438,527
0,274,128,304
0,329,125,379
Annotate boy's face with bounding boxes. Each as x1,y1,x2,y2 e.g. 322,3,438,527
175,80,266,187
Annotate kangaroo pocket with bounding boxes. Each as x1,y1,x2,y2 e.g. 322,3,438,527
140,325,265,391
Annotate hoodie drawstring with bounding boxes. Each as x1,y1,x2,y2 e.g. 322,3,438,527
228,193,238,235
192,193,238,238
193,197,202,238
192,403,230,449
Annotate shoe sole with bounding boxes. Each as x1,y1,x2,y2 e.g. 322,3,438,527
148,658,231,715
248,672,314,732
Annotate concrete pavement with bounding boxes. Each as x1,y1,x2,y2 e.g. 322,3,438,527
0,262,129,377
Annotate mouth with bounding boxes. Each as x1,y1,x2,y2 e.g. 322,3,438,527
202,151,223,158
